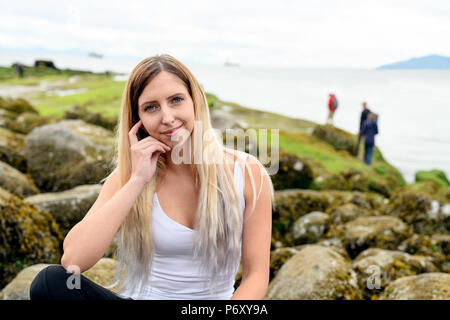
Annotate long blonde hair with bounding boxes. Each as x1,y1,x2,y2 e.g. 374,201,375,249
105,54,274,296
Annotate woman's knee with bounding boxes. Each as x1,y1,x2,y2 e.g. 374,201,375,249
29,265,69,300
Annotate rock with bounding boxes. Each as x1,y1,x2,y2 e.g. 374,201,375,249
269,150,314,190
0,258,121,300
273,189,386,246
269,247,299,281
338,216,412,258
9,112,59,135
24,120,115,192
0,160,40,198
329,203,372,224
291,211,329,245
0,127,27,172
388,190,449,235
265,245,362,300
0,187,63,289
379,273,450,300
24,184,102,236
0,264,48,300
312,124,357,156
352,248,439,299
0,97,39,115
415,169,449,188
211,108,247,132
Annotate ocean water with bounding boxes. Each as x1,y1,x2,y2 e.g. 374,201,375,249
1,52,449,184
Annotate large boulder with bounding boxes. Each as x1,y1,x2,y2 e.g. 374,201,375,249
379,273,450,300
0,258,120,300
0,187,63,290
0,160,40,198
24,120,115,192
265,245,362,300
335,216,412,258
352,248,439,299
0,127,27,172
24,184,102,237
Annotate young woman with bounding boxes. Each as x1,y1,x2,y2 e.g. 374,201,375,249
30,54,274,300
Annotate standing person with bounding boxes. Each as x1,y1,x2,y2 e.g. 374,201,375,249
29,54,274,300
355,101,371,157
326,93,338,125
361,112,379,165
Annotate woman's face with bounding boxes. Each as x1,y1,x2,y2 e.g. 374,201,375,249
137,70,195,147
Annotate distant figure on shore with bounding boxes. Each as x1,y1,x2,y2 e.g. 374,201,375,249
361,112,378,165
355,101,371,156
12,63,25,78
326,93,338,125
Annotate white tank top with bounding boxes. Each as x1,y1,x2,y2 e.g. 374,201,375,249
121,151,249,300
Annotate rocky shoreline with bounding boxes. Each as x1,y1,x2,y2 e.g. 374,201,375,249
0,87,449,299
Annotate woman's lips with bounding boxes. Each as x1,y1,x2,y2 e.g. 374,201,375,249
162,125,182,136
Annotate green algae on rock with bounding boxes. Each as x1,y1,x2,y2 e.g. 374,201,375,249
0,187,63,290
265,245,362,300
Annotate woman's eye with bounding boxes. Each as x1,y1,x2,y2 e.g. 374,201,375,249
173,97,183,103
144,105,156,111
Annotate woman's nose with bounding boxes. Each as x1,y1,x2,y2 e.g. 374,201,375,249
160,106,176,124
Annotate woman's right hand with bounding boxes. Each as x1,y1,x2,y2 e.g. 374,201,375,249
128,120,171,185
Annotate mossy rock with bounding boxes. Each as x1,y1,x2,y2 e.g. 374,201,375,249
24,184,102,237
63,107,120,132
312,124,357,156
24,120,115,192
0,127,27,172
0,187,63,290
0,161,40,198
388,189,449,235
7,112,59,135
379,273,450,300
335,216,413,259
273,189,387,246
290,211,330,245
415,169,449,188
265,245,362,300
270,150,314,190
329,203,373,224
353,248,439,300
0,97,39,115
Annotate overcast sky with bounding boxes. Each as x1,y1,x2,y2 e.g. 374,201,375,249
1,0,449,68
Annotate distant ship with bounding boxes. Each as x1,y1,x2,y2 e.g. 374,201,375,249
224,61,239,67
88,52,104,59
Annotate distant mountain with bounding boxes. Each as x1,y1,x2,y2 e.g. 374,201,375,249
377,54,450,70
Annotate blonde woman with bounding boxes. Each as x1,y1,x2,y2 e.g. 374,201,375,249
30,54,274,300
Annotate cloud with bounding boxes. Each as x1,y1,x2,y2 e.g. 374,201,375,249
1,0,449,67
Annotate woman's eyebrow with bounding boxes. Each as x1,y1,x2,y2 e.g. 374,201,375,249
139,92,185,108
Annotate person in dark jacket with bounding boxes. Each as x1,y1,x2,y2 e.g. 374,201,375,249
361,112,378,165
355,101,371,156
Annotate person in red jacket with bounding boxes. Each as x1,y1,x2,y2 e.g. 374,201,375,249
326,93,338,125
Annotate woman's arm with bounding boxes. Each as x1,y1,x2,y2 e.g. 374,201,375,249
61,170,146,273
231,156,272,300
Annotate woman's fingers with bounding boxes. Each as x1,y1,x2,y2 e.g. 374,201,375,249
128,120,142,146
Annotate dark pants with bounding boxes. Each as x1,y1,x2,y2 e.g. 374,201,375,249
29,265,133,300
364,143,374,165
